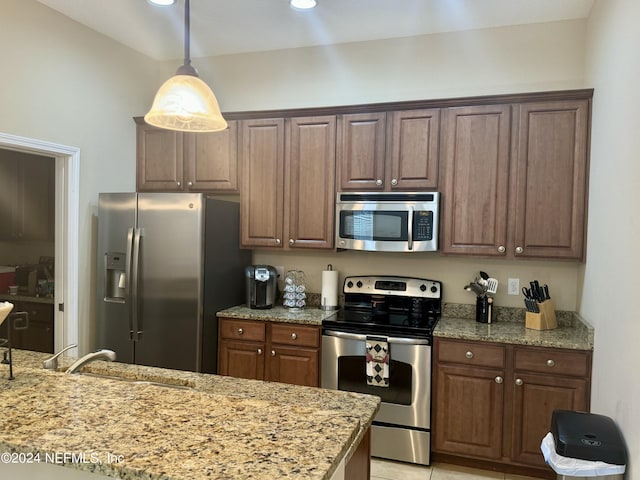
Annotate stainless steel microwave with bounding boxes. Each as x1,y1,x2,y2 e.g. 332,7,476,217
336,192,439,252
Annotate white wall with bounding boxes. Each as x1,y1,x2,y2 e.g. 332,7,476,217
0,0,161,351
583,0,640,473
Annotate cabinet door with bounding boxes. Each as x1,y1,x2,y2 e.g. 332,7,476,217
19,156,55,242
266,345,319,387
388,109,440,190
0,157,20,240
337,112,387,190
441,105,512,256
185,120,238,192
434,364,504,459
510,372,589,467
136,123,184,191
513,100,589,259
218,340,265,380
240,118,285,248
286,116,336,249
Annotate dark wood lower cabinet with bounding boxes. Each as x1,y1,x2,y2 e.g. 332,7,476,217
0,301,54,353
433,338,591,478
345,427,370,480
218,318,320,387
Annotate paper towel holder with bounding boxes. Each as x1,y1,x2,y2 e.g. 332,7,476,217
320,264,340,311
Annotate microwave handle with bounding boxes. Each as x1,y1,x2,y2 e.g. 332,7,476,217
408,206,414,251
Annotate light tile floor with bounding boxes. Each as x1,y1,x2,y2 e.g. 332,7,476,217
371,458,543,480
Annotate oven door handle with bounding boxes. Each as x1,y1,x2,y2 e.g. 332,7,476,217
323,330,431,346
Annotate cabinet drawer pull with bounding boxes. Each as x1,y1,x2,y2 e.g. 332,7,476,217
546,359,555,367
465,351,474,359
498,245,506,253
176,181,181,187
375,179,383,186
271,350,276,357
495,376,503,384
275,238,281,245
515,246,524,254
257,348,262,355
187,181,193,187
237,328,244,335
289,239,295,246
391,178,398,186
291,332,297,340
515,378,524,386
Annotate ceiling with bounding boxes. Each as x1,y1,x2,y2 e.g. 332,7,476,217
36,0,595,61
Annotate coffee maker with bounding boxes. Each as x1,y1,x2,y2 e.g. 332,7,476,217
245,265,278,309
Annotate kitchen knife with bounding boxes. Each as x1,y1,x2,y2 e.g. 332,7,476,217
543,284,550,300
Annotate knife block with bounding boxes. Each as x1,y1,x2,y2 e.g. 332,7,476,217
525,300,557,330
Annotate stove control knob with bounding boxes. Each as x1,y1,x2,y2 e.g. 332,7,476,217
347,281,354,288
431,285,438,293
419,284,427,292
356,281,363,288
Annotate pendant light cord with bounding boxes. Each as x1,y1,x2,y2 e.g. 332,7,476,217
184,0,191,68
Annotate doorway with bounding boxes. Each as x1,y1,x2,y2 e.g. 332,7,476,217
0,132,79,353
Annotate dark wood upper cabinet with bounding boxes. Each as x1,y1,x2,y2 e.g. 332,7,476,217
441,104,512,256
337,109,440,191
135,118,238,193
512,100,589,260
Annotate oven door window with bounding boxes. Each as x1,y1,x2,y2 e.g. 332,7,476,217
339,211,408,241
337,356,412,405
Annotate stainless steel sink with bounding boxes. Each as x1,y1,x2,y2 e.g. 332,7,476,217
79,372,195,390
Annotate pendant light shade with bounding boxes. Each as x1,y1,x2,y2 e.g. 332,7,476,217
144,0,227,132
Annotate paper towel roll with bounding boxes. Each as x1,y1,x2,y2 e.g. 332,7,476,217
321,266,339,311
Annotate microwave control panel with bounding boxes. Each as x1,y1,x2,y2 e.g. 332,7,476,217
413,211,433,241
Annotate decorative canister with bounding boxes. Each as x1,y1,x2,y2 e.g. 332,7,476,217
283,270,306,310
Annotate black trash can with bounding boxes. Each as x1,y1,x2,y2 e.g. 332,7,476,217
542,410,627,480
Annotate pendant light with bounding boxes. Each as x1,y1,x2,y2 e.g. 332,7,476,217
145,0,227,132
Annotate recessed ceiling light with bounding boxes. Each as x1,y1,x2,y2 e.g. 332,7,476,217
148,0,175,6
290,0,317,10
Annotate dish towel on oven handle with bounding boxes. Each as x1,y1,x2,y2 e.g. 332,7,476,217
365,336,389,387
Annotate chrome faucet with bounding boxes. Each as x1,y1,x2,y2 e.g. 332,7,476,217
65,349,116,374
43,344,77,370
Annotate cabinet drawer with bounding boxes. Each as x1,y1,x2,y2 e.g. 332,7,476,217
514,347,590,377
437,339,505,368
219,319,265,342
270,323,320,348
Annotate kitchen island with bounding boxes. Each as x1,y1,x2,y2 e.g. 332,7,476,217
0,350,379,480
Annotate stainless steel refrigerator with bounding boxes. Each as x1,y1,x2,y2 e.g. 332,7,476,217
96,193,250,373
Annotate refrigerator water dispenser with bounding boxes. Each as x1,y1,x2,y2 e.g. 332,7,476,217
104,253,126,302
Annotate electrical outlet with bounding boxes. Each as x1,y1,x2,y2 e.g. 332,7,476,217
275,266,285,279
507,278,520,295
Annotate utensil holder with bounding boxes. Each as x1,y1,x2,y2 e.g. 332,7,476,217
525,300,557,330
476,296,491,323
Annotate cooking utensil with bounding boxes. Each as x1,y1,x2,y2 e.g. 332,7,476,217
543,284,550,300
479,271,489,281
470,282,486,296
486,278,498,295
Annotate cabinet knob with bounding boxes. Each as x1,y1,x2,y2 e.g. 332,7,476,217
275,238,281,245
289,239,295,246
257,348,263,355
271,350,276,357
291,332,297,340
546,359,555,367
176,181,181,187
237,328,244,335
187,181,193,187
375,179,383,186
465,351,474,359
498,245,506,253
515,378,524,386
515,246,524,254
495,376,503,384
391,178,398,186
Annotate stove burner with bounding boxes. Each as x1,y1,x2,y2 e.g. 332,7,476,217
323,275,442,339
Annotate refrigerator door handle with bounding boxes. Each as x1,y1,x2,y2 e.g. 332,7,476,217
131,227,142,341
125,227,135,339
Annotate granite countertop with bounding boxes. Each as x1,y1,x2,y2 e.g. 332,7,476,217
217,305,338,326
0,350,380,480
436,304,594,351
0,294,54,305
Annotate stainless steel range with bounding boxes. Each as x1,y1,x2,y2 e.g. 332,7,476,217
321,275,442,466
